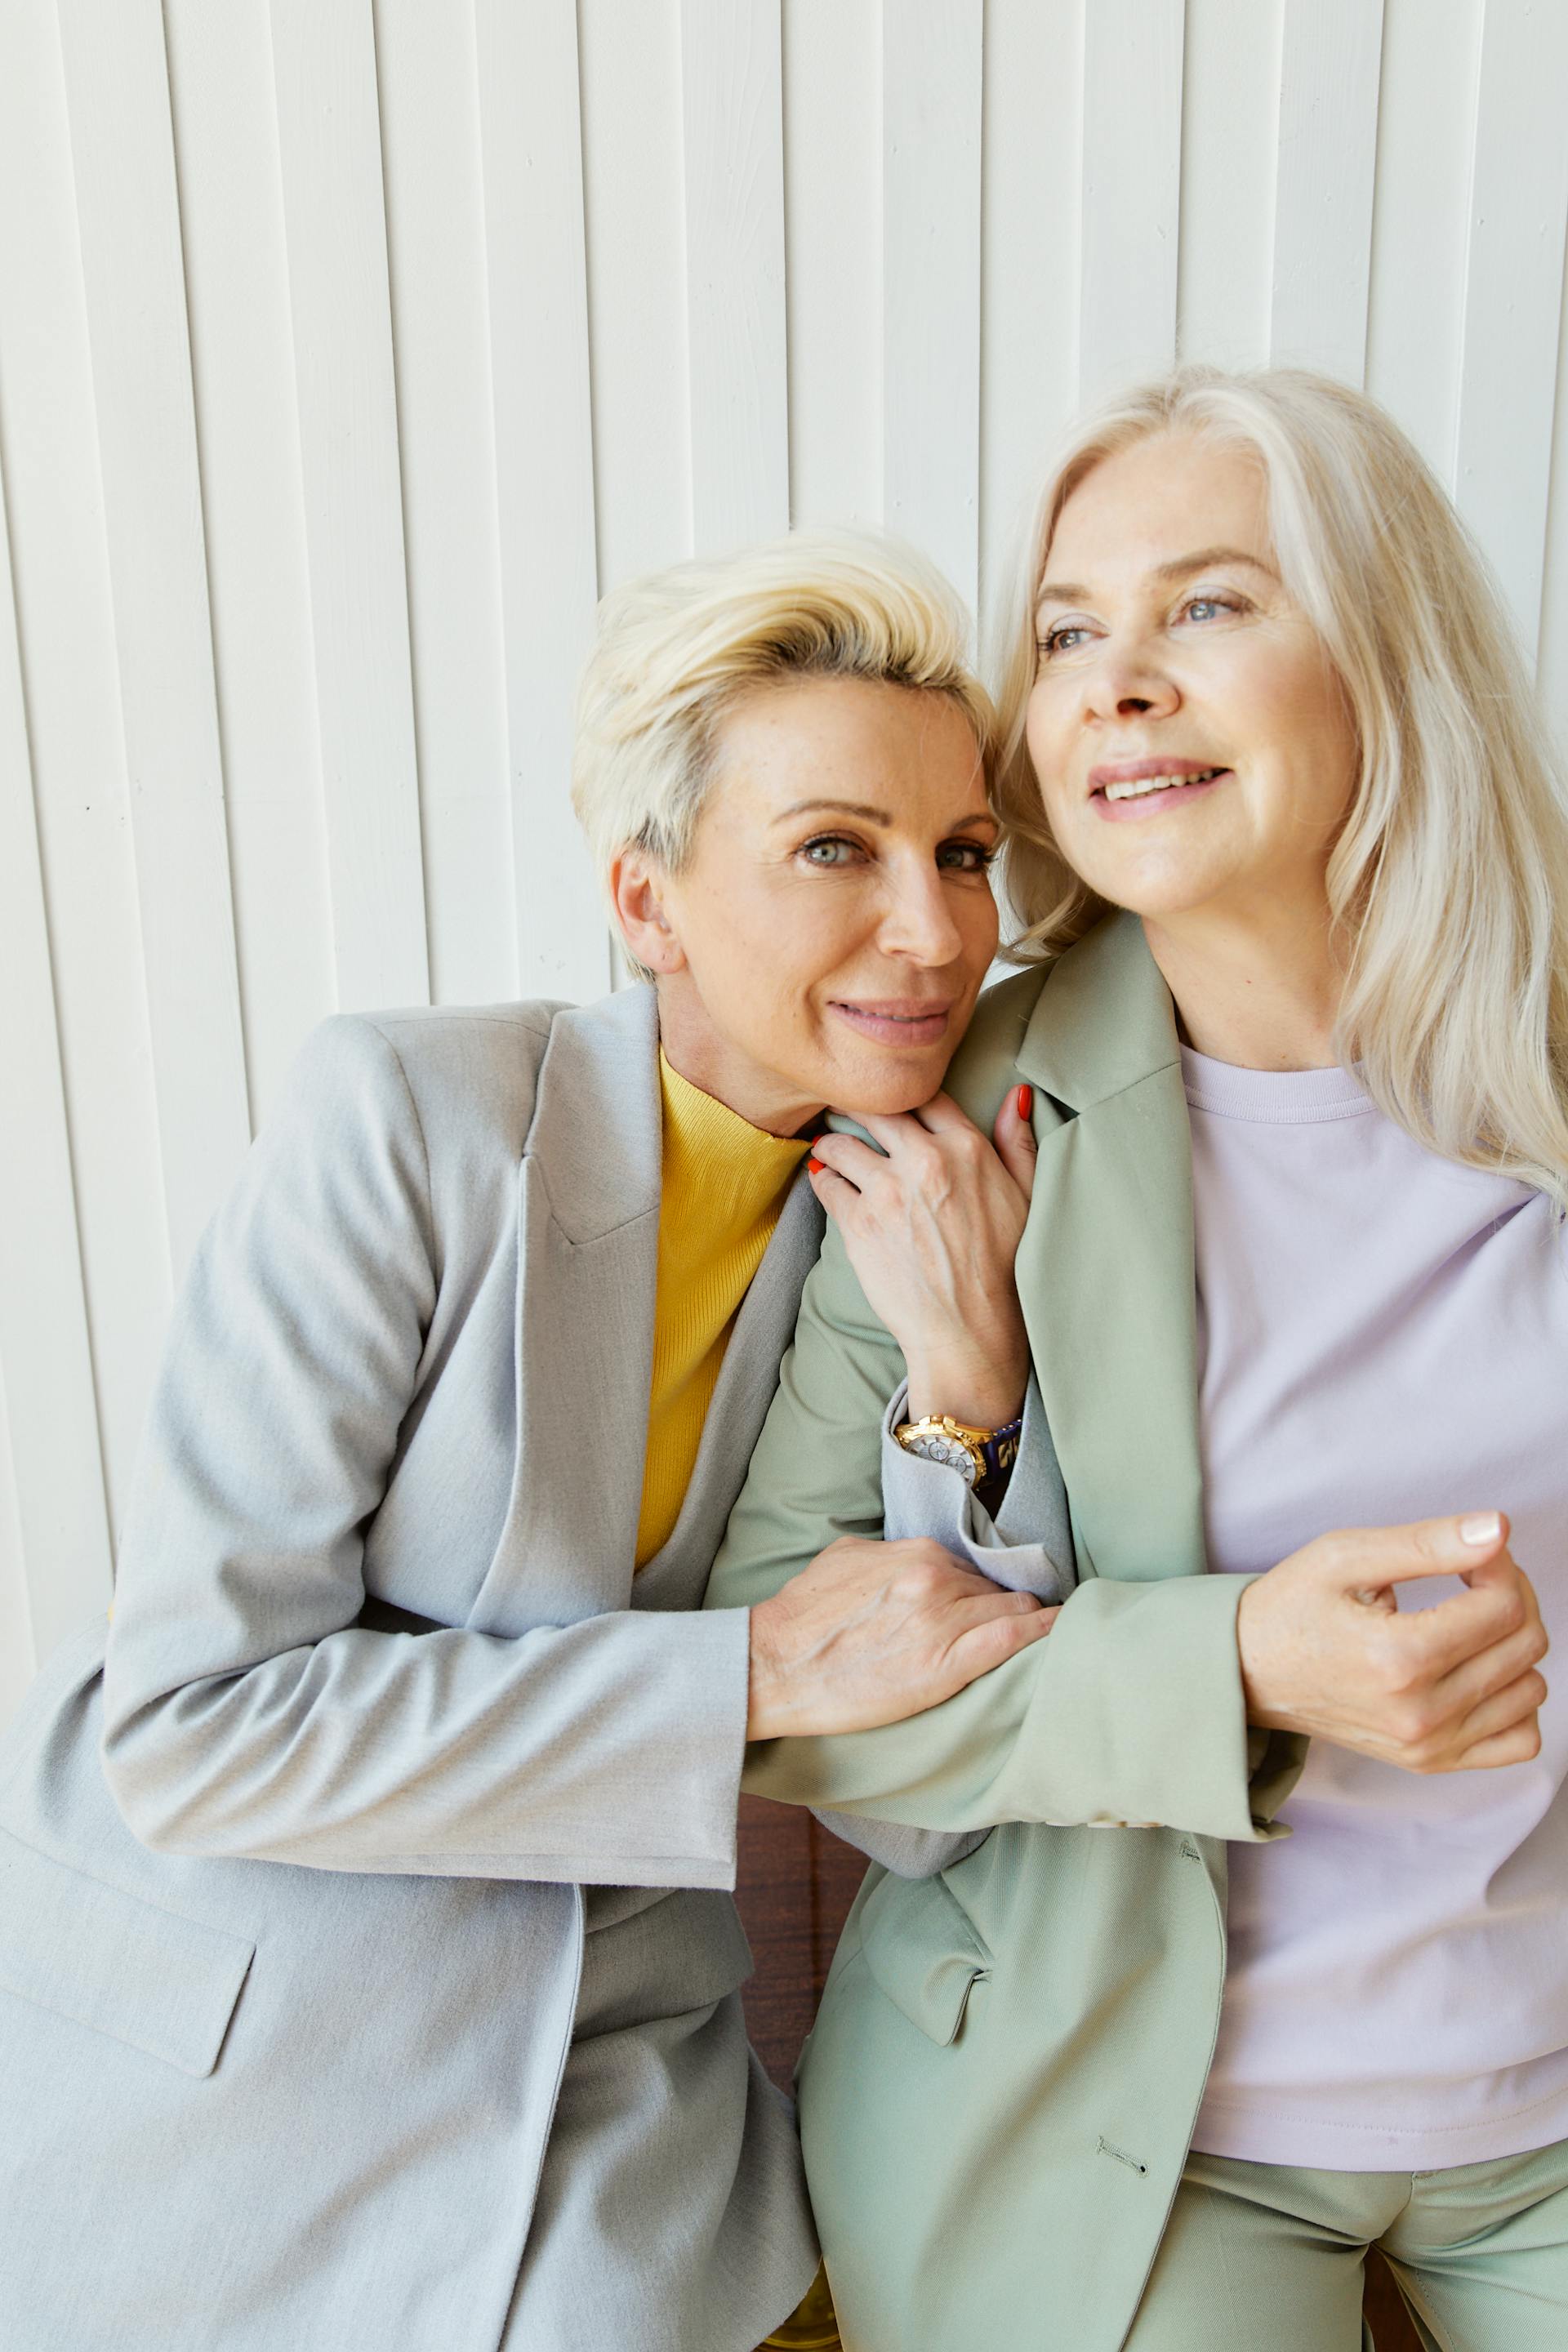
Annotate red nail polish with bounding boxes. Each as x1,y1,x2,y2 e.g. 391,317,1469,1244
1017,1085,1033,1120
808,1157,824,1175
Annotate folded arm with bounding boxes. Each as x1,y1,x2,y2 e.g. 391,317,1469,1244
707,1214,1298,1849
102,1016,753,1889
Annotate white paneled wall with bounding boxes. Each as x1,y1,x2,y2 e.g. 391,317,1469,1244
3,0,1568,1711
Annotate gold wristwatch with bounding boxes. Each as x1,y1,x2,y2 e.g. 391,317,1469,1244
893,1410,1023,1489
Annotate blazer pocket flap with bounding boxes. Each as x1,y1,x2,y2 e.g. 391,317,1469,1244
858,1867,991,2047
0,1829,253,2077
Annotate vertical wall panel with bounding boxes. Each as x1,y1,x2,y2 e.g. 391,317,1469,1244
1177,0,1280,374
1452,0,1568,651
782,0,880,532
0,0,171,1550
163,0,335,1128
1079,0,1186,404
376,0,515,1007
0,430,113,1668
579,0,692,591
883,0,984,619
475,0,608,1004
0,1359,37,1729
270,0,430,1010
1364,0,1483,487
55,0,252,1267
1536,234,1568,745
1270,0,1384,381
978,0,1082,640
681,0,789,553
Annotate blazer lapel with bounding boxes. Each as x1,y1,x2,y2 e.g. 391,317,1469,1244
1013,913,1206,1584
467,986,662,1638
635,1170,825,1608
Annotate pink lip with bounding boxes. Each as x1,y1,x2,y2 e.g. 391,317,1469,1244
1088,755,1232,823
1089,755,1227,789
829,1000,954,1048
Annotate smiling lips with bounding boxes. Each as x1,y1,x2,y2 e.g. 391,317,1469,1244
1089,755,1232,820
829,1000,953,1048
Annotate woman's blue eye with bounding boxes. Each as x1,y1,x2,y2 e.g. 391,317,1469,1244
1182,594,1240,624
938,840,995,872
800,835,861,866
1038,624,1089,658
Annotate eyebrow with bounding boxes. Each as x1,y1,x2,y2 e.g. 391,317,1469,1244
772,798,1000,832
1036,546,1280,606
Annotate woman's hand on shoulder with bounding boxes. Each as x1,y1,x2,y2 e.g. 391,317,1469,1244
807,1086,1037,1429
746,1534,1055,1741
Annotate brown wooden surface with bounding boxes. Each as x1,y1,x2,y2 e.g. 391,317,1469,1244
733,1796,1422,2348
734,1793,866,2092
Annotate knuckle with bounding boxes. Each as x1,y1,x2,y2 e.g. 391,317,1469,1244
1394,1699,1438,1748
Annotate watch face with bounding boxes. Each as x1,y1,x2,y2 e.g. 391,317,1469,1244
908,1432,979,1486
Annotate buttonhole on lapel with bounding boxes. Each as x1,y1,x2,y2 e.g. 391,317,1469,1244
1097,2136,1148,2176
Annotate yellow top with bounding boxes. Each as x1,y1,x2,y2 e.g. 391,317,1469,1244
635,1053,809,1570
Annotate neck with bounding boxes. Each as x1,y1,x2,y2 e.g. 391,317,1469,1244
1141,898,1344,1071
653,976,826,1137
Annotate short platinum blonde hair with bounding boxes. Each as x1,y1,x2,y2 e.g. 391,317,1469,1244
992,366,1568,1209
572,527,997,968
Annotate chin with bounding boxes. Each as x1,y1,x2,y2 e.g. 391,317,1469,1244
832,1055,951,1118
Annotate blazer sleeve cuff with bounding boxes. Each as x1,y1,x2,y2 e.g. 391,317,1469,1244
880,1379,1071,1603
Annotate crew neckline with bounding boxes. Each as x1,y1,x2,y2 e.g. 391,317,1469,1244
1180,1044,1372,1125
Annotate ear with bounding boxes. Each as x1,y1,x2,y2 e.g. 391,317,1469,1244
609,847,688,977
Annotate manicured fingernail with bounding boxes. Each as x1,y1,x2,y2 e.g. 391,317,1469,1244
1460,1512,1503,1545
808,1158,823,1174
1017,1085,1033,1120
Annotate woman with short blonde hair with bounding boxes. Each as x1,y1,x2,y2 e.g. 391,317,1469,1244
711,372,1568,2350
0,527,1048,2351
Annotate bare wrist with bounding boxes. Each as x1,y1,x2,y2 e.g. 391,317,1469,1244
905,1356,1027,1430
745,1601,787,1742
1235,1575,1298,1734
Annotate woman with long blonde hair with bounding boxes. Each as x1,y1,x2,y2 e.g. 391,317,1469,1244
711,370,1568,2350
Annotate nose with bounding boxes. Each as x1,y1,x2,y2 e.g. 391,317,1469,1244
878,858,965,968
1082,636,1181,725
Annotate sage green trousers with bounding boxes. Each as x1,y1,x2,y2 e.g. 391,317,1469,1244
1123,2137,1568,2350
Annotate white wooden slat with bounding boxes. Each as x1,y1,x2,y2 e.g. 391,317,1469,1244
1269,0,1384,381
882,0,984,621
54,0,252,1272
680,0,789,555
1536,229,1568,749
577,0,693,593
162,0,336,1127
780,0,880,532
474,0,610,1006
1177,0,1280,373
375,0,515,1008
0,1355,38,1735
1078,0,1186,406
1364,0,1485,488
269,0,430,1011
0,0,172,1542
978,0,1083,641
0,429,113,1665
1452,0,1568,653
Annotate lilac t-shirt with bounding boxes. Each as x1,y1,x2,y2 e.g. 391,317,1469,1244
1183,1047,1568,2172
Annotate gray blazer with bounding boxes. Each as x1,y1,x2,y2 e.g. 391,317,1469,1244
0,984,822,2351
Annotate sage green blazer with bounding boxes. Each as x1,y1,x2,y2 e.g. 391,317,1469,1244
706,911,1305,2352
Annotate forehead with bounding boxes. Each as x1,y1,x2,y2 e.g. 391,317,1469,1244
1042,434,1273,591
714,675,987,806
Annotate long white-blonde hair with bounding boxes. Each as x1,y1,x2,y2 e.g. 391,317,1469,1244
991,366,1568,1209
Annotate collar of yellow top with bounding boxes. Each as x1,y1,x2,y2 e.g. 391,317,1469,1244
657,1049,810,1226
